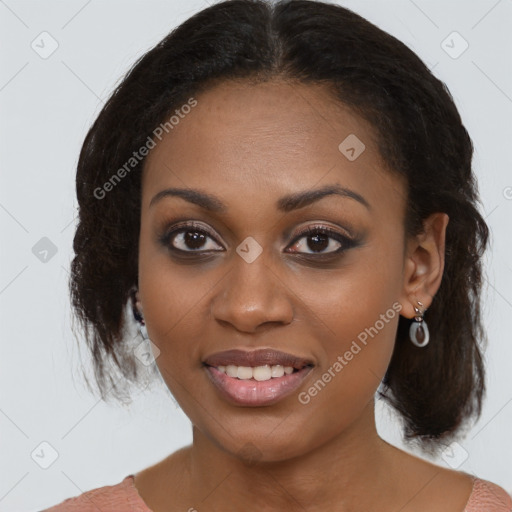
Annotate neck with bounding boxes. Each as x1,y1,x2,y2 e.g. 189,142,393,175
183,401,395,511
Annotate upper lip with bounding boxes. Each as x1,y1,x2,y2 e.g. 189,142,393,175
203,349,314,370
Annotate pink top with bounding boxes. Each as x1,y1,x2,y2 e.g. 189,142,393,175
42,474,512,511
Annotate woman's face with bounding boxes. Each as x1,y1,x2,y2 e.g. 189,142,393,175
138,79,411,462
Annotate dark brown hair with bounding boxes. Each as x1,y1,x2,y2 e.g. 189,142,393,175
69,0,489,449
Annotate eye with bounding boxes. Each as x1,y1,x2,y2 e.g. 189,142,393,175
286,225,354,255
160,222,224,253
159,221,357,258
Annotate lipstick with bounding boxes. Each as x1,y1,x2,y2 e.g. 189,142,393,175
203,348,314,406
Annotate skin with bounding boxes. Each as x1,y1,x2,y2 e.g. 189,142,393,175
133,79,473,512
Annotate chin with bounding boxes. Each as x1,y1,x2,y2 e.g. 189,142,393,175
202,420,319,465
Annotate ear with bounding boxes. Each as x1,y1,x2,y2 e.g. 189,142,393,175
398,212,449,319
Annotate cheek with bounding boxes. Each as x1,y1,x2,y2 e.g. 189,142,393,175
298,287,399,411
295,237,404,351
138,270,211,369
294,233,404,405
292,284,401,451
137,227,213,366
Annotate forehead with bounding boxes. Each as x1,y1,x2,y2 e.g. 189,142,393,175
141,79,406,218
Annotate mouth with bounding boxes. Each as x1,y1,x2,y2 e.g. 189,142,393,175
203,348,314,406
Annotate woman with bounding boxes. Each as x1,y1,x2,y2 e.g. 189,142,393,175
43,0,511,510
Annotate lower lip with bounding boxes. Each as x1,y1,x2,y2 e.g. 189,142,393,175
204,365,313,406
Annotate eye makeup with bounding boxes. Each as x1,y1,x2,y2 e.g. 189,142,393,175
155,215,365,265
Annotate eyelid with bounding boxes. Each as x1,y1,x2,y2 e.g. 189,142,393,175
284,224,356,255
158,217,359,258
158,218,219,237
160,220,225,250
289,222,355,242
159,219,353,242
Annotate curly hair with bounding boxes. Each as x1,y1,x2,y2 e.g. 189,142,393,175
69,0,489,448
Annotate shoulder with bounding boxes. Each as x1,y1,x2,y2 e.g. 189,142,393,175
41,475,151,512
465,477,512,512
381,443,507,512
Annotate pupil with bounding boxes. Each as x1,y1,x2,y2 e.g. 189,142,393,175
308,233,328,252
185,231,206,249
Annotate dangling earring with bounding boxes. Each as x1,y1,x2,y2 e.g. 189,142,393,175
131,286,148,340
138,316,149,341
129,286,162,367
409,301,429,347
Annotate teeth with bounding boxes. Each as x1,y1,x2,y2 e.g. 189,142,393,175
271,364,284,378
237,366,253,380
253,365,272,381
226,365,238,378
215,364,296,381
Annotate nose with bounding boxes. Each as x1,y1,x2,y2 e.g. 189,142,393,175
211,249,294,333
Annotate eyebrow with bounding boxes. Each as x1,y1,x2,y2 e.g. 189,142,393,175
149,184,371,212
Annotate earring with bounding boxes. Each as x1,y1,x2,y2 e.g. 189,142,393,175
138,318,149,341
409,301,429,347
131,287,148,340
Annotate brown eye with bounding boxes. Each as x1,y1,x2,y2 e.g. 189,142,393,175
286,226,354,255
160,222,224,253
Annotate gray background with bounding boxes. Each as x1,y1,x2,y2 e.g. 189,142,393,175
1,1,511,510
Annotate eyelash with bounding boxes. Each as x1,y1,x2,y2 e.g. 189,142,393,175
298,224,358,253
158,220,358,260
